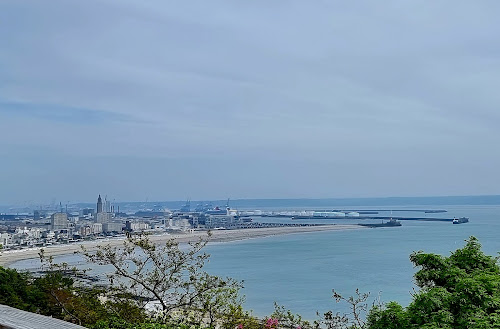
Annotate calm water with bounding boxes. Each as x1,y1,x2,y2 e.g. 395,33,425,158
10,204,500,320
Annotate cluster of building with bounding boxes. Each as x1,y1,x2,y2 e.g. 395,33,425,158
0,195,165,250
0,197,256,251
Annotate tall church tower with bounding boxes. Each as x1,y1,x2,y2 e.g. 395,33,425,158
97,194,103,213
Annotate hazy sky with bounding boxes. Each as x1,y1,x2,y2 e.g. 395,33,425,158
1,1,500,205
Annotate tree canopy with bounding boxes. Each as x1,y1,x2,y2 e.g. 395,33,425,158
2,236,500,329
367,236,500,329
79,232,244,326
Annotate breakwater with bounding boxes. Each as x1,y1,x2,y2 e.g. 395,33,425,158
278,215,457,222
212,222,342,229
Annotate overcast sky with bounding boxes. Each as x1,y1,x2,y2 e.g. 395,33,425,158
1,1,500,205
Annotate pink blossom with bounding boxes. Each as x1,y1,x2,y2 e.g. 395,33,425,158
265,318,279,328
237,324,244,329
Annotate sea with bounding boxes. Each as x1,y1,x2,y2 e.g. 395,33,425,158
8,200,500,321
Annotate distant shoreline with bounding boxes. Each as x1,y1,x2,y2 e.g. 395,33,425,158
0,225,364,267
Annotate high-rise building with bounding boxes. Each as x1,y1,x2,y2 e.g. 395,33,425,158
51,213,68,231
97,195,103,213
105,198,111,213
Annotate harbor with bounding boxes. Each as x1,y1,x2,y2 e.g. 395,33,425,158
264,215,466,222
253,208,468,223
0,199,471,255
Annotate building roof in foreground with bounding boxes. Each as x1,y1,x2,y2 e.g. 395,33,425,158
0,304,86,329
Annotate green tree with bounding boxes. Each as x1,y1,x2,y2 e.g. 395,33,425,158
192,272,244,328
367,236,500,329
35,250,148,326
0,266,34,311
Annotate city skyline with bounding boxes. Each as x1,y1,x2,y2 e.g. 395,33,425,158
1,1,500,204
3,194,500,212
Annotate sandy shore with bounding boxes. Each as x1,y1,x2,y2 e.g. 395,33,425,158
0,224,363,267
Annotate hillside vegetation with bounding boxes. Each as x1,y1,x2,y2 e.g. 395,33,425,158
1,236,499,329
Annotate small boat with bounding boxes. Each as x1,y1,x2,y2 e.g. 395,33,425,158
452,217,469,224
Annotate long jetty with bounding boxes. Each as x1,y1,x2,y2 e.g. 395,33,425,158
353,216,455,222
259,214,458,222
218,222,341,229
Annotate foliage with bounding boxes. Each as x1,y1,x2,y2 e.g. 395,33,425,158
0,265,40,312
0,264,99,324
317,289,375,329
8,234,500,329
0,232,246,328
366,236,500,329
89,317,195,329
37,249,148,326
191,272,244,327
80,232,244,324
268,303,312,329
364,302,408,329
219,304,262,329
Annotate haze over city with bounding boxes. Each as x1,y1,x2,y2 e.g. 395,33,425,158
1,1,500,204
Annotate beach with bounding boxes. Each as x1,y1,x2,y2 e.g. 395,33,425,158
0,224,363,267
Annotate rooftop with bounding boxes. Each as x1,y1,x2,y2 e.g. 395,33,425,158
0,304,86,329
